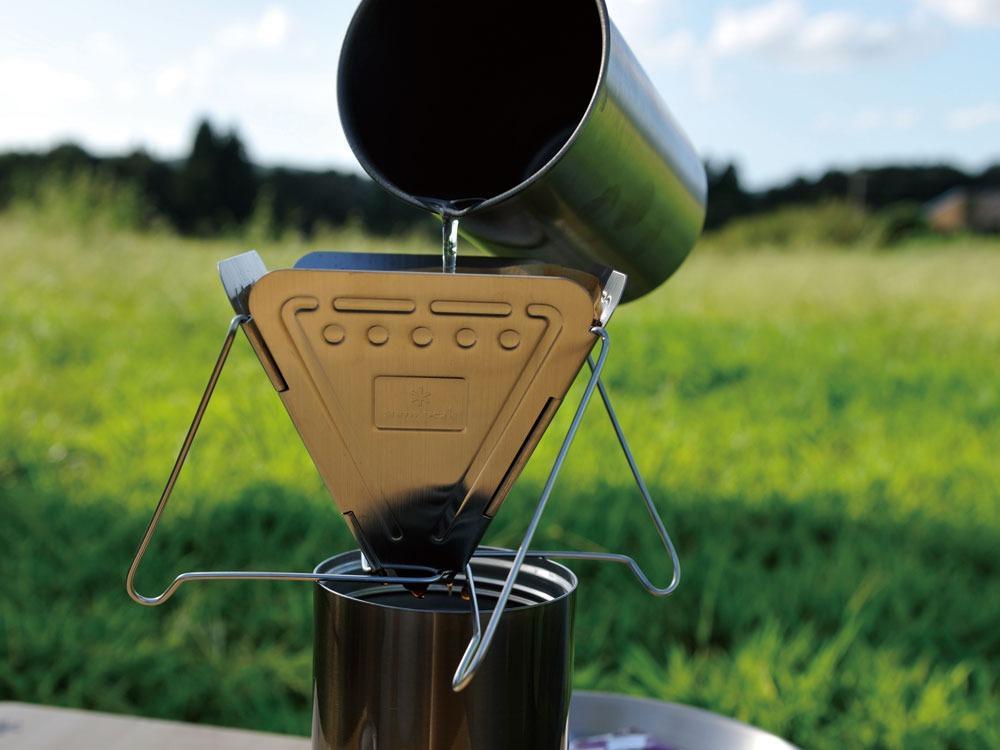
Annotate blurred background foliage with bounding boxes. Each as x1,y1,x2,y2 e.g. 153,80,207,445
3,118,1000,242
1,123,999,749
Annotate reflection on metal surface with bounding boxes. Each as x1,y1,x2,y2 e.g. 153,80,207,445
569,692,799,750
339,0,706,301
311,551,576,750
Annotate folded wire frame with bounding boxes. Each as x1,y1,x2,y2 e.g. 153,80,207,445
126,314,680,692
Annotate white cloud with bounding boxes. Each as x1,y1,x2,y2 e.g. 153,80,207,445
711,0,801,57
709,0,933,68
606,0,693,68
0,4,358,167
83,31,127,62
816,108,921,134
922,0,1000,26
646,29,699,68
948,102,1000,131
111,79,138,101
0,60,97,149
607,0,680,33
154,6,291,99
216,6,291,51
605,0,713,99
154,64,188,98
0,59,94,107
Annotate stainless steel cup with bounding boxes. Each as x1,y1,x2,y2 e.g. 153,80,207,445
338,0,707,301
311,551,577,750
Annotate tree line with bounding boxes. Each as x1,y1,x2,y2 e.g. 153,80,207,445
0,120,424,237
706,161,1000,230
1,119,997,237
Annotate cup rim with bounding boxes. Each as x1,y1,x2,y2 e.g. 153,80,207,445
313,549,578,615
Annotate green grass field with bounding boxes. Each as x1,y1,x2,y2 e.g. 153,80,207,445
1,210,998,748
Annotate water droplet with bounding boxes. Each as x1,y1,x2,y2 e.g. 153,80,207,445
442,215,459,273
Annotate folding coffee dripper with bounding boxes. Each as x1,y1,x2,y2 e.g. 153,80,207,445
228,250,625,576
127,248,678,688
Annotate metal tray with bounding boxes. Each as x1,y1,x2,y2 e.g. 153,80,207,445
569,691,798,750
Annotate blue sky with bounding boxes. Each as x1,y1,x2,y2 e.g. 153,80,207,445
1,0,997,187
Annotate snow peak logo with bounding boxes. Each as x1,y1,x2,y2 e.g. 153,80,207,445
374,376,467,432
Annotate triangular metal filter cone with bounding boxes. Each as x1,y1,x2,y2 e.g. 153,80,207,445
242,255,605,573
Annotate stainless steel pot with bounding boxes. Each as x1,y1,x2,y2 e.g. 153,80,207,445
311,551,578,750
338,0,706,301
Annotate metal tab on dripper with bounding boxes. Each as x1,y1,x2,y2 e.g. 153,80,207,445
225,251,622,575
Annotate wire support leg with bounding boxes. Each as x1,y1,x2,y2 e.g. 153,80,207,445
125,315,447,606
572,353,681,596
451,326,611,691
471,358,682,596
453,564,482,687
